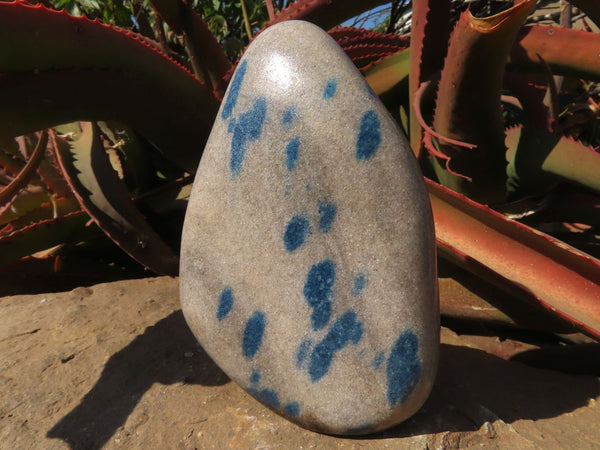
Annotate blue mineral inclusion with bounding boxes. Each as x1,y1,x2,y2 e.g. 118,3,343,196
323,77,337,99
296,339,312,368
230,97,267,177
222,59,247,120
243,311,266,359
318,202,336,233
250,370,261,385
356,110,381,160
216,288,234,321
284,402,300,417
282,106,297,127
352,273,367,296
284,215,310,252
308,311,363,383
286,136,300,171
303,259,336,330
373,351,385,369
248,387,280,409
386,330,421,406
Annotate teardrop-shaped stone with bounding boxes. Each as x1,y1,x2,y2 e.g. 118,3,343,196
180,20,439,435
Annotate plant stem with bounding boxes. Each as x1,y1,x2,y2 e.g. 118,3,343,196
240,0,253,40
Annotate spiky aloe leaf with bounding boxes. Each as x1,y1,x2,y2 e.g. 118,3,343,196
363,49,410,97
149,0,231,94
430,0,537,204
428,178,600,340
53,123,179,276
510,25,600,82
0,211,89,266
506,126,600,197
0,1,219,172
0,131,47,214
408,0,451,156
268,0,389,30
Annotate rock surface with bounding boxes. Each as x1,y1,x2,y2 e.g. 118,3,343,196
180,20,438,434
1,276,600,449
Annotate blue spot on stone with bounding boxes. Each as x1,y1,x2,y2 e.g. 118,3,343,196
250,370,261,385
323,77,337,99
286,136,300,171
303,260,335,330
227,117,236,133
230,97,267,177
284,402,300,417
318,202,336,233
284,215,310,252
356,110,381,160
296,339,312,368
352,273,367,296
243,311,265,359
386,330,421,406
373,351,384,369
222,59,247,120
308,311,363,383
282,106,297,127
248,387,280,409
217,288,234,321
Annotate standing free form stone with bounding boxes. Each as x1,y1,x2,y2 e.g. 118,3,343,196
180,20,439,435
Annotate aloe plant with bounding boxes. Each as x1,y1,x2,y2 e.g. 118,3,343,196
1,0,599,341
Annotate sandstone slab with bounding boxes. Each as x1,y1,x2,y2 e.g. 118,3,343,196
180,20,438,434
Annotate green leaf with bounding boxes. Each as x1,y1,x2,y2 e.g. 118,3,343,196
53,123,179,275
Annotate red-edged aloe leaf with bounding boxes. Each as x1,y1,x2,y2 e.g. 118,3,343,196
53,123,179,276
430,0,536,204
408,0,451,156
510,25,600,82
0,211,89,266
0,1,219,172
427,178,600,340
149,0,231,94
268,0,390,30
0,131,47,214
506,126,600,197
439,265,577,333
15,133,74,198
1,195,81,230
363,49,410,97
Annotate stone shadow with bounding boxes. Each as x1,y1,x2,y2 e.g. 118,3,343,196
366,343,600,439
47,310,229,450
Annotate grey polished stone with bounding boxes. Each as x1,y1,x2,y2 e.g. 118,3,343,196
180,20,439,435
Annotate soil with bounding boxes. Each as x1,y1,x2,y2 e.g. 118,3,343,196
1,276,599,449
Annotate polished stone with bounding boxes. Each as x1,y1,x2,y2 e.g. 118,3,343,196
180,20,439,435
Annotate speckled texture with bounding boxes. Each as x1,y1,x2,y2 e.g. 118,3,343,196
179,20,439,435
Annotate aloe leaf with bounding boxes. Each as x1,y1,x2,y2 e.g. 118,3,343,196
428,178,600,340
408,0,451,156
268,0,390,30
52,123,179,276
0,1,219,172
429,0,536,204
0,131,47,214
506,126,600,197
363,49,410,100
510,25,600,82
0,211,89,266
149,0,231,94
0,195,81,229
